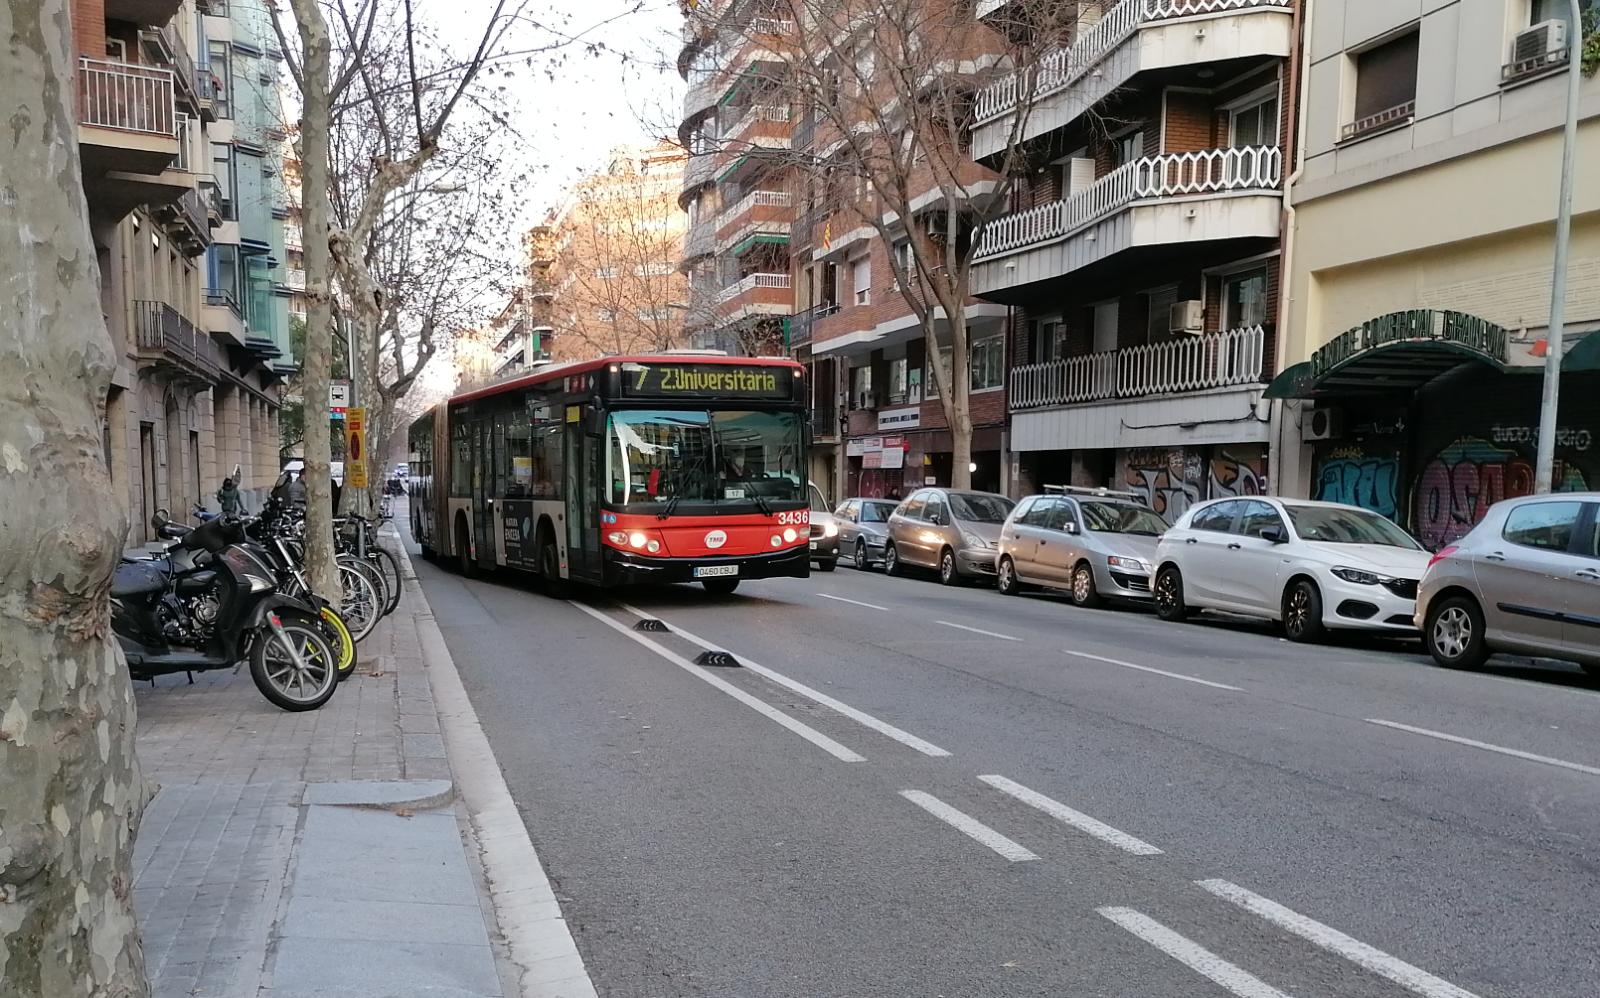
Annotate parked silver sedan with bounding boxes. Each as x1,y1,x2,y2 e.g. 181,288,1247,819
835,497,900,570
997,489,1169,606
1416,492,1600,673
884,488,1016,585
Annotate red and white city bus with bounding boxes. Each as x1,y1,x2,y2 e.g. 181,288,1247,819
407,353,812,594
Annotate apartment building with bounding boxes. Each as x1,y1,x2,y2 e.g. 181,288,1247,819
1270,0,1600,547
74,0,295,539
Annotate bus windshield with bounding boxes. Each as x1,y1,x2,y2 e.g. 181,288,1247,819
608,409,804,507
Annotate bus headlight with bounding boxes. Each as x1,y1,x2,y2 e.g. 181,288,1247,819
771,535,782,548
782,527,797,543
629,532,647,549
607,531,628,546
646,539,661,554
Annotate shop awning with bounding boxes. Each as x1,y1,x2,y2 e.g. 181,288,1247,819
1264,309,1512,399
1563,328,1600,372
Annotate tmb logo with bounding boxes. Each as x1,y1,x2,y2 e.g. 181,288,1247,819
704,529,728,549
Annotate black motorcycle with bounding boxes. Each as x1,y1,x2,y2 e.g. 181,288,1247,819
112,512,339,711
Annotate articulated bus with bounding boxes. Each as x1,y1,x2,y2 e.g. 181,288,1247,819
407,353,812,594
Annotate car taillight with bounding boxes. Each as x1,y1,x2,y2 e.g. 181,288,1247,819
1426,545,1458,571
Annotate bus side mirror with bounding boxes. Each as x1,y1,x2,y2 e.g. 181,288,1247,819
583,405,604,435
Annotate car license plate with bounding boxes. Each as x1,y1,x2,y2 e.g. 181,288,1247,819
809,540,818,550
694,565,738,579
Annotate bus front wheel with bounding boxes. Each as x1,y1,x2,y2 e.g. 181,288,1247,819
702,578,740,596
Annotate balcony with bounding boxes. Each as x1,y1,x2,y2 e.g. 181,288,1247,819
970,0,1293,160
1011,326,1265,411
715,273,792,322
682,214,716,265
715,189,792,251
680,73,723,143
153,184,211,255
106,0,183,25
140,25,199,112
194,64,222,121
810,406,840,440
971,146,1283,298
77,57,180,171
283,268,307,291
680,153,717,204
134,300,221,383
202,289,248,347
724,103,791,149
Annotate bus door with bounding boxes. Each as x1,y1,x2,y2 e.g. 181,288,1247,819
472,416,494,568
563,403,603,582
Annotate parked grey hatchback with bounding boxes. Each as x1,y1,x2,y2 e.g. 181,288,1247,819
835,497,900,570
997,488,1168,606
1416,493,1600,674
884,488,1016,585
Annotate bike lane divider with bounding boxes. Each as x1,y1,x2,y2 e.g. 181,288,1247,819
1365,718,1600,778
1196,880,1483,998
1097,907,1297,998
570,601,866,763
1062,649,1244,692
898,790,1039,862
977,775,1164,857
935,620,1023,642
614,601,953,758
816,593,892,611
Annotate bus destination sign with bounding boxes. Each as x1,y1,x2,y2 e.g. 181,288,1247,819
621,362,793,399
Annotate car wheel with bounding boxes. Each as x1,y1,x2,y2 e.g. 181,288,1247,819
1153,566,1188,622
1425,595,1489,670
939,548,961,586
1283,579,1327,644
884,543,903,577
854,539,871,571
1071,562,1103,609
816,557,837,573
997,556,1022,596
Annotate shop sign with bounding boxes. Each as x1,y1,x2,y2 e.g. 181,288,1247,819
863,448,904,470
878,406,920,431
1311,310,1509,379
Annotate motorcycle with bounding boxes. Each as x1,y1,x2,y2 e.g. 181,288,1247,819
112,512,339,711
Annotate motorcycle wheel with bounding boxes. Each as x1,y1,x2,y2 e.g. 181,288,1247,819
320,605,357,681
250,610,339,711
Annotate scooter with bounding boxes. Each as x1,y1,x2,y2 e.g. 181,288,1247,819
112,512,340,711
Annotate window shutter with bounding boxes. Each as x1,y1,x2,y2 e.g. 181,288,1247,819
1066,157,1097,198
1354,32,1419,121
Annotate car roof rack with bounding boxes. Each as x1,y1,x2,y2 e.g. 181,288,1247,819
1041,484,1149,504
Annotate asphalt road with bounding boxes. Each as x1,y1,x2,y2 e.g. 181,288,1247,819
406,522,1600,998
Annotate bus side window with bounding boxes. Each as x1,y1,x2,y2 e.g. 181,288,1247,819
504,416,532,497
531,405,563,499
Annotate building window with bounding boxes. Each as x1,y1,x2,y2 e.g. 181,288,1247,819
1223,268,1270,328
1344,29,1419,141
597,309,616,323
1144,287,1179,343
852,256,870,306
887,357,908,404
1229,91,1279,148
207,42,231,119
1031,316,1068,363
851,364,872,408
1112,130,1144,167
211,142,234,219
971,334,1004,391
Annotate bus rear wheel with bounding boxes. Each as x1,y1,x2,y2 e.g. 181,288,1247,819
702,578,740,596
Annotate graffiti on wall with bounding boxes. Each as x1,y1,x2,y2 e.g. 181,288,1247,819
1123,447,1266,522
1411,436,1590,549
1314,446,1401,521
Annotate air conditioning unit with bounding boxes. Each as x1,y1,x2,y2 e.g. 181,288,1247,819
1512,19,1568,68
1303,407,1346,442
857,390,878,410
1169,300,1204,335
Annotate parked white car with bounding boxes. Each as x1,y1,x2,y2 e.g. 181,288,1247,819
1151,497,1432,643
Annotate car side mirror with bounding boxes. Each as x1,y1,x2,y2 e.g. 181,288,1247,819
1063,522,1079,535
1261,526,1288,544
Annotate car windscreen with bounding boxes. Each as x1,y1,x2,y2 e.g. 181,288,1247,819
1285,505,1421,549
949,493,1015,524
858,501,897,523
1080,502,1168,536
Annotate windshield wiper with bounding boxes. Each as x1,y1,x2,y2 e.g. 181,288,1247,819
658,450,711,520
750,490,772,517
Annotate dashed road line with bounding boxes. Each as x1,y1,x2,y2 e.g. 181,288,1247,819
1365,718,1600,777
570,601,865,763
936,620,1022,642
816,593,891,611
1064,649,1243,691
899,790,1038,862
978,775,1163,856
1098,907,1296,998
614,603,951,758
1197,880,1482,998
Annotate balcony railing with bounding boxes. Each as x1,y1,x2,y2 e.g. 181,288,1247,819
284,268,306,290
974,146,1282,259
975,0,1292,122
716,272,790,303
810,406,839,438
1010,325,1266,410
203,288,241,317
141,24,197,107
724,103,791,144
715,189,792,231
134,300,221,381
79,58,177,137
1340,100,1416,143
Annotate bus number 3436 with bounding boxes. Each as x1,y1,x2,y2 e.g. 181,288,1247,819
776,509,810,526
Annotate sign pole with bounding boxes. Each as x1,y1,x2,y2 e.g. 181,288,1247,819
1535,0,1582,494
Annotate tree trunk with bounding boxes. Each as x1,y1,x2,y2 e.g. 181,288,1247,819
0,3,150,995
291,0,341,597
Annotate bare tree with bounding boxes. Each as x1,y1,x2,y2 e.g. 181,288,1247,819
697,0,1072,486
1,2,148,993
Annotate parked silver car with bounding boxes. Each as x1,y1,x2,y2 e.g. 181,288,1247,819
1416,492,1600,673
835,497,900,570
997,489,1168,606
884,488,1016,585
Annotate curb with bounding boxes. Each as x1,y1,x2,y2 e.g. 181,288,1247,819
391,537,600,998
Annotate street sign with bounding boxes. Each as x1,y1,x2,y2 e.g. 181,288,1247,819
346,407,368,489
329,381,350,411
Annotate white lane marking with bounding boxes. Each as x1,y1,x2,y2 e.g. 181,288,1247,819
899,790,1038,862
978,775,1162,856
1197,880,1482,998
1063,649,1242,691
816,593,890,611
569,601,865,763
1365,718,1600,778
615,603,951,758
1098,907,1296,998
935,620,1022,642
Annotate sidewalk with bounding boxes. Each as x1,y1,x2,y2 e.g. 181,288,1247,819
130,532,595,998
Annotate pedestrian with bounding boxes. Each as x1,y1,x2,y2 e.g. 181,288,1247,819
287,471,308,507
216,476,243,516
886,487,901,500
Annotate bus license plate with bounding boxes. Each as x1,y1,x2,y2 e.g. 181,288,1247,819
694,565,738,579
